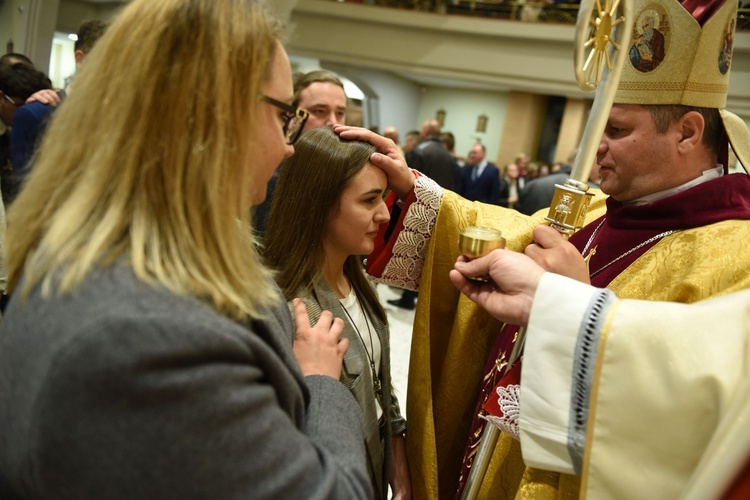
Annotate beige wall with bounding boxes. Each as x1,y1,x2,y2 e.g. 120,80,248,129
0,0,59,71
268,0,301,23
289,0,583,99
57,0,124,31
555,98,589,164
417,86,509,162
0,0,21,54
497,91,546,167
56,0,99,34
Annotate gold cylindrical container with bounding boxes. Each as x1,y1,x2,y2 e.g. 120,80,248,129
458,227,506,260
458,227,506,282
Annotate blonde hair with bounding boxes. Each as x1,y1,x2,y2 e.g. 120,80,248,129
7,0,282,320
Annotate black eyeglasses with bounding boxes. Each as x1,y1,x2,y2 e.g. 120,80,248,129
261,96,309,145
2,93,20,107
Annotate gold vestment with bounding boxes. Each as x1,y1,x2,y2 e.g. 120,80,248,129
406,190,750,499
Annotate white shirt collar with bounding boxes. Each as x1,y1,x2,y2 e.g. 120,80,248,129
475,159,489,177
629,165,724,206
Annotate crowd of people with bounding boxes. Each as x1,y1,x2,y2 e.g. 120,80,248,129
386,124,588,211
1,0,750,498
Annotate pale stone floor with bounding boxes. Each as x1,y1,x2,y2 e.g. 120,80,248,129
378,284,415,499
377,284,416,419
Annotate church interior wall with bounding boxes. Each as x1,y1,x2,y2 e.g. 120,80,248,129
0,1,15,54
417,86,509,163
496,91,546,167
2,0,749,167
324,63,422,142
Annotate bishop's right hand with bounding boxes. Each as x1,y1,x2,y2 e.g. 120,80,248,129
449,249,545,327
334,125,416,200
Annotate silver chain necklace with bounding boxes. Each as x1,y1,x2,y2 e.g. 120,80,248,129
582,218,679,278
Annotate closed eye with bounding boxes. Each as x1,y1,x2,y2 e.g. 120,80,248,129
607,126,624,136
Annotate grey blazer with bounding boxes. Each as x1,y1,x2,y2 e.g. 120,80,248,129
0,264,372,499
296,277,406,500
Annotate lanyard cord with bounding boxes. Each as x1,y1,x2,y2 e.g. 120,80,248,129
339,292,384,407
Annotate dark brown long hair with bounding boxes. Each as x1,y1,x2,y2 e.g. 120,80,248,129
264,127,386,323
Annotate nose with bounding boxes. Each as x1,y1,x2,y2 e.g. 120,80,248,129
597,135,608,154
284,143,294,159
328,112,345,127
374,199,390,224
596,137,609,161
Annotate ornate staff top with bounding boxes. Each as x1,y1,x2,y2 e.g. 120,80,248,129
546,0,634,236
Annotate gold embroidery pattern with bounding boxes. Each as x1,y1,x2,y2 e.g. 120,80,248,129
618,81,728,93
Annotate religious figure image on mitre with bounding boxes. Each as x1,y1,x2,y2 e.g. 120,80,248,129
719,17,734,75
629,8,668,72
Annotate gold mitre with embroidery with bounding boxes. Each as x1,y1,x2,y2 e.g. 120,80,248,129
615,0,735,107
614,0,750,170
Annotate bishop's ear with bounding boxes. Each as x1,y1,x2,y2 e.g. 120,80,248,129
676,111,706,154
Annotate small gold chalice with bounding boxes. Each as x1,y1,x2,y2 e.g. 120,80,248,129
458,226,506,282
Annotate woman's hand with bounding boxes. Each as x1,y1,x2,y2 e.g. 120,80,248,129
389,434,412,500
292,299,349,379
334,125,415,200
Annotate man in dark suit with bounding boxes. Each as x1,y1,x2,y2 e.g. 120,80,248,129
458,143,501,204
518,154,601,215
518,163,572,215
413,119,458,191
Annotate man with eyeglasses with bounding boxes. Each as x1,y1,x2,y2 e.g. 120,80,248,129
0,59,52,316
0,60,51,205
0,62,49,133
8,21,109,197
254,70,348,238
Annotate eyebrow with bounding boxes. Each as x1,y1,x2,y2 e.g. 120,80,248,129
360,188,383,196
269,95,294,105
309,103,347,110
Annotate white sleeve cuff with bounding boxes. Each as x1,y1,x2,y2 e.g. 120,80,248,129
378,175,442,290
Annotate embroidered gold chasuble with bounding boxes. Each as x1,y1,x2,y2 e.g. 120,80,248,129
406,189,750,500
406,190,546,500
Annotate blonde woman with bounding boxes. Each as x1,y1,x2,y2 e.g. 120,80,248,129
265,127,411,499
0,0,372,498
